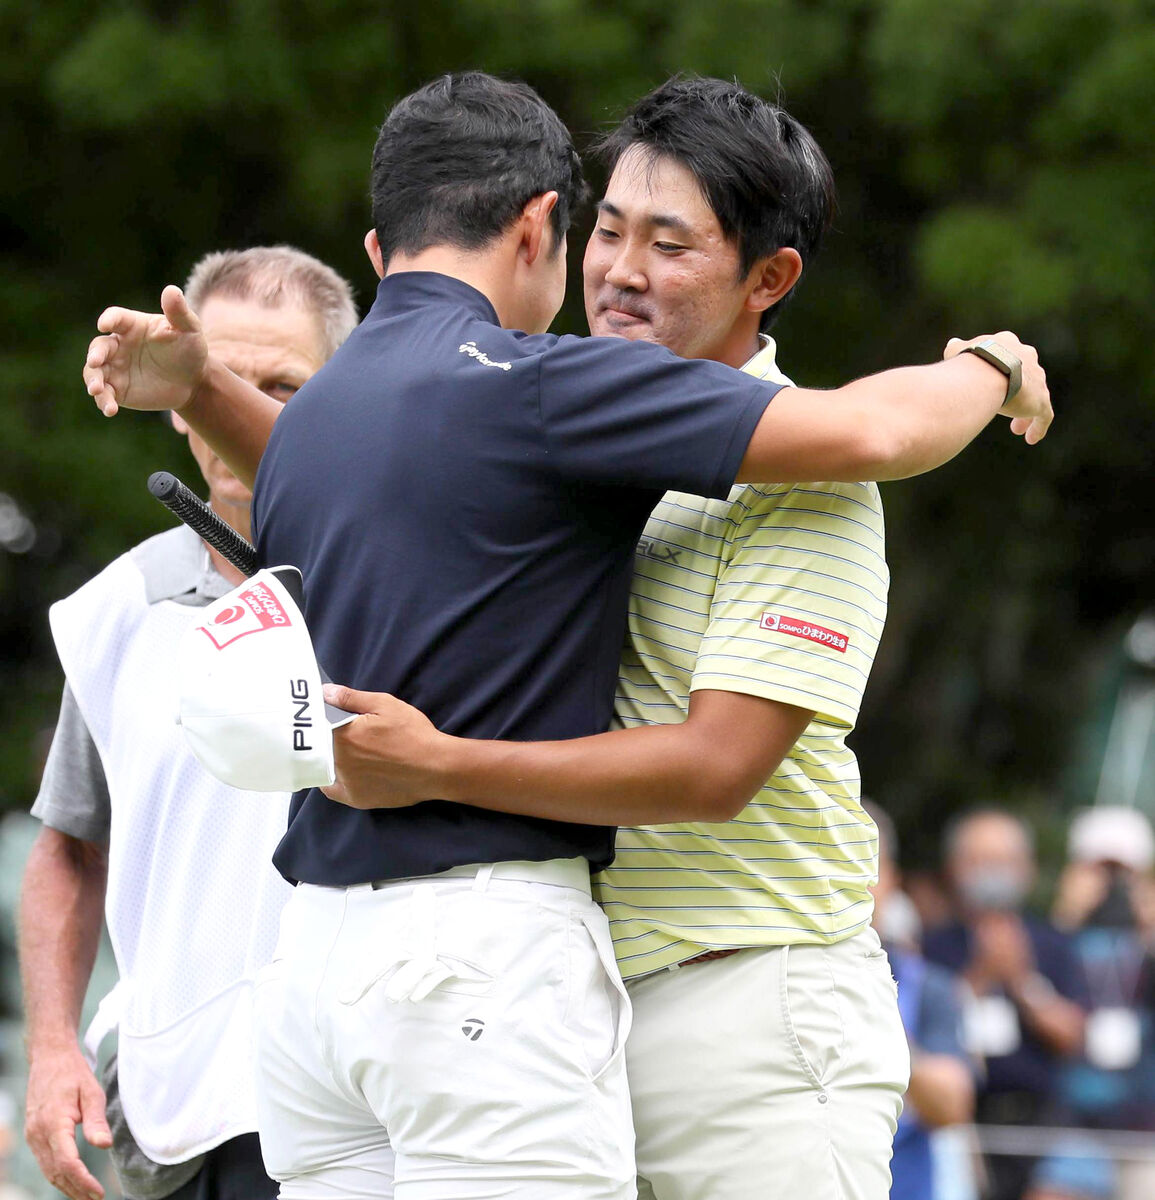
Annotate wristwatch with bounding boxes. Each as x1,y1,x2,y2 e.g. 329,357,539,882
961,338,1023,405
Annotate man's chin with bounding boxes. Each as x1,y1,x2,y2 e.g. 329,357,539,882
209,485,254,512
591,313,657,342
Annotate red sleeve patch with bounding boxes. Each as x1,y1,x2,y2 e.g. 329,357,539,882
760,612,849,653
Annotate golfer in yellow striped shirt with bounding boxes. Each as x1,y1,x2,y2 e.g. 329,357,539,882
324,76,1047,1200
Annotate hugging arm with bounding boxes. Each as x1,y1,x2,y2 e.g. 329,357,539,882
323,686,814,826
737,333,1051,484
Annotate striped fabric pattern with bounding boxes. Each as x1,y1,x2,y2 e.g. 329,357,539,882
594,338,889,979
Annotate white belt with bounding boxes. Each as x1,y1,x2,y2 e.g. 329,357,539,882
372,856,592,897
335,858,592,1006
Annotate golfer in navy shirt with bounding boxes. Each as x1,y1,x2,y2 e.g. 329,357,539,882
84,72,1052,1200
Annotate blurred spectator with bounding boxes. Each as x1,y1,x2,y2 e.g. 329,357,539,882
865,801,976,1200
924,810,1089,1200
904,867,957,940
0,1091,33,1200
1022,1137,1117,1200
1054,806,1155,1200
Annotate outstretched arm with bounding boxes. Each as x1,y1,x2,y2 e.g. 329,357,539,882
82,285,281,488
737,332,1051,484
322,686,814,825
20,827,112,1200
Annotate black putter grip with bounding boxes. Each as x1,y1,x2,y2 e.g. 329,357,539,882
148,471,259,577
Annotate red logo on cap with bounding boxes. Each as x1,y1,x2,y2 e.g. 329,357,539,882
200,582,294,650
760,612,849,653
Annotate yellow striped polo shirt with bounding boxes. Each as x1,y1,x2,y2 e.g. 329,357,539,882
593,337,889,979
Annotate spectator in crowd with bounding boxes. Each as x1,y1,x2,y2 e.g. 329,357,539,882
1053,805,1155,1130
865,802,975,1200
1054,806,1155,1200
0,1091,34,1200
924,809,1089,1200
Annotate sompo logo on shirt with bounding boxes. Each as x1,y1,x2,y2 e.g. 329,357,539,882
458,340,512,371
199,582,293,650
760,612,849,653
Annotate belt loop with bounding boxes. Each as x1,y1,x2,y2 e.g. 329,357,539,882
473,863,495,893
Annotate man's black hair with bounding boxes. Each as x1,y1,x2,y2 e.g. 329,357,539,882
371,72,587,265
597,76,835,330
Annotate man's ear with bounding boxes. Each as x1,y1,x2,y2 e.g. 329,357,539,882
519,191,560,267
746,247,803,318
364,229,386,278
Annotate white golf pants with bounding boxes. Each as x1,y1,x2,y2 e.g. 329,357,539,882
253,859,636,1200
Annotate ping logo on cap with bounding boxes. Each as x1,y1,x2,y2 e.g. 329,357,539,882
760,612,849,653
200,580,293,650
290,679,313,751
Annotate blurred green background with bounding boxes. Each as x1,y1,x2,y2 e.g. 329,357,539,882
2,0,1154,864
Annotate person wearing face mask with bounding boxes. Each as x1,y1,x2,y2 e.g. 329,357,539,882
1052,807,1155,1200
865,802,976,1200
924,810,1089,1200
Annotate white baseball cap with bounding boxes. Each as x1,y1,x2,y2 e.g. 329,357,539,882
1068,806,1155,873
177,566,354,792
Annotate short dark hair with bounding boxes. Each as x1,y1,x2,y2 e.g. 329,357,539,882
597,76,835,329
371,72,587,265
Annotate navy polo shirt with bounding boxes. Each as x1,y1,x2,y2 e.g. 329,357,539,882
252,271,780,887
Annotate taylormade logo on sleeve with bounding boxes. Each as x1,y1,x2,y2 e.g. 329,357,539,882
458,341,512,370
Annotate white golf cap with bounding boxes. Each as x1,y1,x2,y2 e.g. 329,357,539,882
1068,806,1155,873
178,566,354,792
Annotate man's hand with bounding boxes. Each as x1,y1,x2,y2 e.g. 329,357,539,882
943,332,1051,445
83,285,208,418
1052,861,1111,930
320,685,447,810
24,1043,112,1200
969,910,1036,990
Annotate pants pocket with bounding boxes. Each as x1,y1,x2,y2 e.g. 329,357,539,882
780,943,843,1090
572,908,633,1083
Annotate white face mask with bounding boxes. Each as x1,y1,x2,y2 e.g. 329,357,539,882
957,866,1030,912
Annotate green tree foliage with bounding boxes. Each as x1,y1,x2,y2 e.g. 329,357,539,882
2,0,1152,855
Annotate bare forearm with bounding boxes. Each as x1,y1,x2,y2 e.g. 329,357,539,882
429,693,811,825
1010,979,1086,1056
740,354,1007,484
829,355,1006,479
327,686,813,821
182,357,281,488
20,830,107,1054
436,722,763,824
